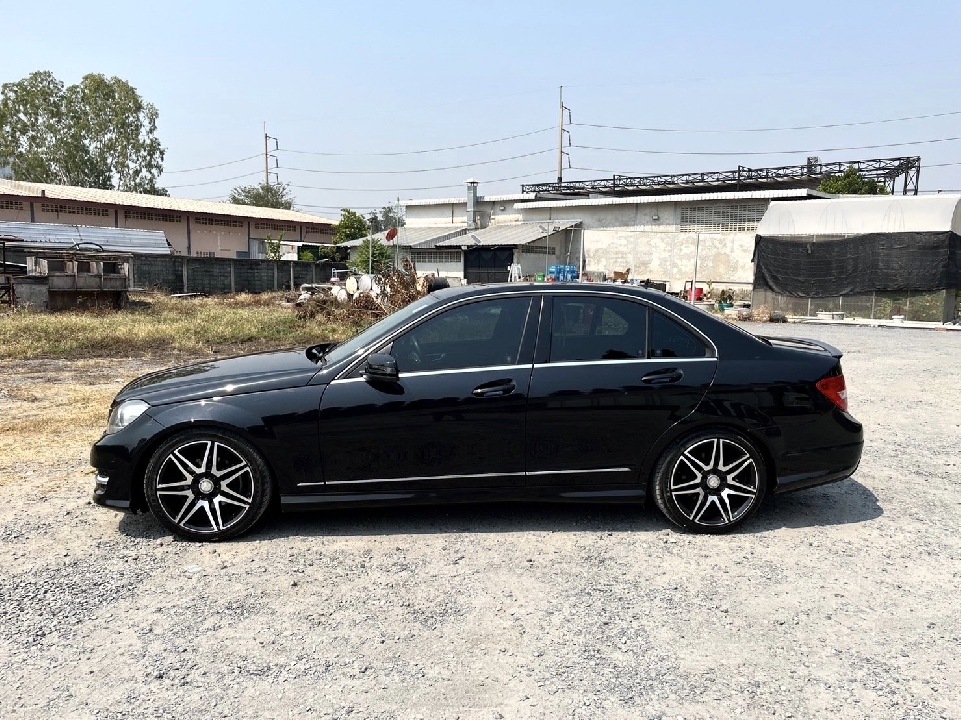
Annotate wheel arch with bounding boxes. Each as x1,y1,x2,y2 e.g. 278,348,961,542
640,419,779,500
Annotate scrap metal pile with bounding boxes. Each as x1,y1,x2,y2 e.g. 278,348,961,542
294,258,430,323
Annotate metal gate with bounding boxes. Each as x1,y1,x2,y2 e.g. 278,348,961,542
464,248,512,284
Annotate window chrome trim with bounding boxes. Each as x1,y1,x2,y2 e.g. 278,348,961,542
329,363,532,386
534,357,717,369
334,286,718,381
297,466,633,487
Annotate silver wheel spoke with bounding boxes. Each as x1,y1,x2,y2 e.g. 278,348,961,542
717,494,733,524
201,500,220,531
727,478,757,493
219,483,253,504
172,446,206,475
692,492,713,522
215,495,250,511
678,455,704,478
726,458,754,480
157,478,191,490
166,454,195,482
671,477,701,491
174,497,199,524
213,459,247,478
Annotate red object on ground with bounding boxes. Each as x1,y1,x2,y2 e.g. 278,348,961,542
688,288,704,301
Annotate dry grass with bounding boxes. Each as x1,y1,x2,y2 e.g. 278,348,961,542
0,291,367,360
0,359,153,487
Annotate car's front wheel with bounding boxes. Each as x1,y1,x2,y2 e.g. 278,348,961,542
653,430,766,533
144,429,273,541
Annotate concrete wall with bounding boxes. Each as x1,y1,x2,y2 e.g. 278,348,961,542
131,256,328,294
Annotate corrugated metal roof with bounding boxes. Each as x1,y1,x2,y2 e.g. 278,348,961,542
0,179,336,225
435,221,580,248
0,221,172,255
757,194,961,236
401,193,537,207
341,226,469,249
514,188,825,209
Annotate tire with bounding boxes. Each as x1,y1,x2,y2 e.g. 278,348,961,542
652,429,767,534
144,429,273,542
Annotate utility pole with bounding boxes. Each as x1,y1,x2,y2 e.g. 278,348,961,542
556,87,571,185
557,87,565,184
264,122,279,186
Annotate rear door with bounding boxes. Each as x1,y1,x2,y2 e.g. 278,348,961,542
525,294,717,487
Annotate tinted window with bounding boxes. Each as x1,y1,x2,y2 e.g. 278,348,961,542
391,297,532,372
649,312,708,358
550,297,647,362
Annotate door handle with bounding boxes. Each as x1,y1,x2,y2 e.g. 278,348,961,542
641,368,684,385
472,380,516,398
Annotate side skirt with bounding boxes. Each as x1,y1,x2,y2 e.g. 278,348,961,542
279,485,646,512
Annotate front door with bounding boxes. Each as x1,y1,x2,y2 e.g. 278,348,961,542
526,295,717,487
318,295,538,492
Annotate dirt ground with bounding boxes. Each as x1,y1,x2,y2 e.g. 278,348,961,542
0,323,959,719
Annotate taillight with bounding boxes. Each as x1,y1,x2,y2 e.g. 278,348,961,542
817,375,848,412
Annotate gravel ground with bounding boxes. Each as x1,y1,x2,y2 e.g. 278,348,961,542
0,323,959,719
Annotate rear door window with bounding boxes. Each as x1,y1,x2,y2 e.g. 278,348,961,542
549,297,648,362
649,312,708,358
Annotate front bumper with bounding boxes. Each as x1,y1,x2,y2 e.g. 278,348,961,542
89,415,166,513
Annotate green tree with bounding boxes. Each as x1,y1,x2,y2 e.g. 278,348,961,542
229,181,295,210
818,167,889,195
264,232,284,261
334,208,369,244
0,71,166,194
351,237,393,274
366,204,405,234
298,248,317,262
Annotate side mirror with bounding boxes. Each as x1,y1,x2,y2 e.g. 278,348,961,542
364,352,399,382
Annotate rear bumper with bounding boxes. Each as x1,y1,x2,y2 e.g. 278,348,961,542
774,440,863,494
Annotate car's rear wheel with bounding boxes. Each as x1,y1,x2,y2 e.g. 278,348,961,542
144,429,273,542
653,430,766,533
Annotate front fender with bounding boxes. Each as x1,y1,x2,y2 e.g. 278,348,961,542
146,385,326,494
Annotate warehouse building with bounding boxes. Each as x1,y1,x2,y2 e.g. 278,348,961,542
392,157,924,294
0,179,335,259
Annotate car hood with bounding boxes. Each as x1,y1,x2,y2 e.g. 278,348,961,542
114,349,322,407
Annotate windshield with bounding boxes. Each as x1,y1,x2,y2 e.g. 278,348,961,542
319,293,442,367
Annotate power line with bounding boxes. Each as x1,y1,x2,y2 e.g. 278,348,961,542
282,150,552,175
277,127,554,157
572,110,961,134
574,137,961,157
288,170,554,193
165,154,262,174
165,171,262,189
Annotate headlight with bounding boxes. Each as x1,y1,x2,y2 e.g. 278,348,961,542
107,400,149,434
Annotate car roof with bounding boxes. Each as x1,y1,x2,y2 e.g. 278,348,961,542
430,282,668,302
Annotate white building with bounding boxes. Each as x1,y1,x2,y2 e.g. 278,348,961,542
375,180,827,293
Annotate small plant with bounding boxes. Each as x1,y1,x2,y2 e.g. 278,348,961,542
264,232,284,261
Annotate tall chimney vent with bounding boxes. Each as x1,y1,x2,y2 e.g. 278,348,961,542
465,178,479,230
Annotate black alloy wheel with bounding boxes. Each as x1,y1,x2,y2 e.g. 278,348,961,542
144,429,273,541
653,430,766,533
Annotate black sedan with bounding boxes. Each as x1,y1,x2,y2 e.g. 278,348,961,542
91,284,863,541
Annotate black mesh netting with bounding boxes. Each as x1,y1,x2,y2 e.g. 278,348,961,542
753,231,961,297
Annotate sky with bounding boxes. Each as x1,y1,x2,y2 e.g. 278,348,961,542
5,0,961,220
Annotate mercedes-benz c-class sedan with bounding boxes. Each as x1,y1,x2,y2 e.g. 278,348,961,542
91,284,863,541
